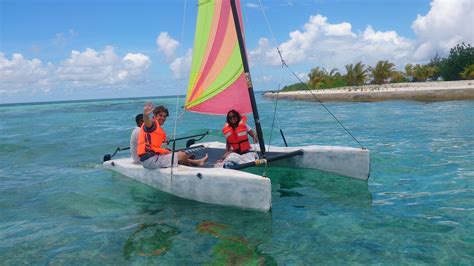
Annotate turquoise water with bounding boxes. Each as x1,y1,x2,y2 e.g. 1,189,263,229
1,96,473,264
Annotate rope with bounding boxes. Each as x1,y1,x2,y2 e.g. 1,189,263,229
257,0,365,149
282,63,365,149
171,0,189,178
267,83,282,152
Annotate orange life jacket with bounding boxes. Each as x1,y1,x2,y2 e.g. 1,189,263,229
222,116,251,154
137,118,169,157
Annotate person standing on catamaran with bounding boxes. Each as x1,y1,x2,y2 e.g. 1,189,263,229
138,103,208,169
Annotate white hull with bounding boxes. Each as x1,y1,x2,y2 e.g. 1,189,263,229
103,158,272,211
102,141,369,212
202,142,370,180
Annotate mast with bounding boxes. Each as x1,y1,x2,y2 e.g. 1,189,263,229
229,0,267,157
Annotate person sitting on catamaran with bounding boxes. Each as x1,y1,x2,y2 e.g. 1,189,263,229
216,110,258,168
130,113,144,164
138,103,208,169
222,109,258,155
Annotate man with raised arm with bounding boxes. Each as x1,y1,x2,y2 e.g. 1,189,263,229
137,102,207,169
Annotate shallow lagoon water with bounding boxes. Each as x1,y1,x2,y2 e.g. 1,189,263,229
1,96,473,264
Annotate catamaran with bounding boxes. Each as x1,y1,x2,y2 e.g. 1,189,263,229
103,0,370,212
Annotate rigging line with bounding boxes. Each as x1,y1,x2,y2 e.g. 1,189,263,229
256,0,288,141
267,59,286,149
283,63,365,149
256,0,364,149
272,63,288,142
267,82,282,152
257,0,278,50
171,0,189,176
178,108,186,120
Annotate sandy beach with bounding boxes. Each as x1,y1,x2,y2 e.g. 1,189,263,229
263,80,474,101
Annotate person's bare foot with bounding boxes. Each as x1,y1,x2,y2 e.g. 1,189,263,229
197,154,208,166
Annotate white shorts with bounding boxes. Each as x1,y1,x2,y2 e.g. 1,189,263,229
214,152,258,168
142,153,179,169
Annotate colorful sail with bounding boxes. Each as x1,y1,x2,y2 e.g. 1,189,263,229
185,0,251,115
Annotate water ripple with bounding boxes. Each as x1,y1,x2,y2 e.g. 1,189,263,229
1,97,473,264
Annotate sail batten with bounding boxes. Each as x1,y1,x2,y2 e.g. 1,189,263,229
185,0,251,115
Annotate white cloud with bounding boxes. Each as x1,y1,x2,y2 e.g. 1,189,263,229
0,47,151,96
156,32,180,60
250,14,412,70
251,0,473,72
170,49,192,80
0,52,52,94
155,32,192,80
55,46,150,86
412,0,474,60
251,38,280,65
122,53,151,80
358,26,413,62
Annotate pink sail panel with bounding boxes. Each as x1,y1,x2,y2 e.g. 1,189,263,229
186,73,252,115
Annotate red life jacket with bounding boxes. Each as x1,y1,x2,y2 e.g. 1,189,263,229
222,116,251,154
137,118,169,157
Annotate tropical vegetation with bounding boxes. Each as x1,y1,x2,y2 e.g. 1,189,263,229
281,42,474,92
460,64,474,79
439,43,474,81
345,62,368,86
307,67,346,89
369,60,396,85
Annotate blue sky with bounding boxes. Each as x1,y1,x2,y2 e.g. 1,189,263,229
1,0,473,104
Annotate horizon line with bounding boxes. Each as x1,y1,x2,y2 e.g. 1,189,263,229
0,90,268,107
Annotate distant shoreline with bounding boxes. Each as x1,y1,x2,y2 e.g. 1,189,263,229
263,80,474,102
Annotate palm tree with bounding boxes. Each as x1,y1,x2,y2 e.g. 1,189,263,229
308,67,328,89
369,60,396,85
390,71,407,83
413,64,434,82
325,68,342,88
344,62,367,86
